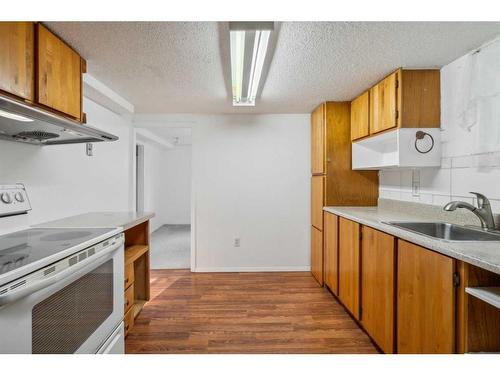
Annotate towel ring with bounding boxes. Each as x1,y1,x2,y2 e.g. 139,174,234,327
415,131,434,154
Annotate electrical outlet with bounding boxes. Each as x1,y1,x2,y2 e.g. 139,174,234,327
412,169,420,197
86,143,93,157
234,238,240,247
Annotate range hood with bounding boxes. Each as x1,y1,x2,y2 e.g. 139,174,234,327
0,94,118,145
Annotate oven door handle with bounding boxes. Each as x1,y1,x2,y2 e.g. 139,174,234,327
0,236,124,307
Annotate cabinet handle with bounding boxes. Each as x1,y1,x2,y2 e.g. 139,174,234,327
126,301,130,306
125,325,130,331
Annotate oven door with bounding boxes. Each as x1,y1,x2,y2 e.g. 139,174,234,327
0,235,124,354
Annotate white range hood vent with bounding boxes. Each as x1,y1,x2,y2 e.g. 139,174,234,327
0,94,118,145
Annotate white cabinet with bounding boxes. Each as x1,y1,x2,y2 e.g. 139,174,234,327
352,128,441,170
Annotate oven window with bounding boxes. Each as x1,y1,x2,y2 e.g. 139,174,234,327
32,259,114,354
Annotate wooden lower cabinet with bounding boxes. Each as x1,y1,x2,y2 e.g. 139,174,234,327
456,262,500,353
124,262,134,290
397,240,455,353
311,176,324,230
311,226,323,285
320,214,500,354
124,306,135,336
361,226,395,353
324,212,339,295
338,218,361,319
124,284,134,313
123,220,151,337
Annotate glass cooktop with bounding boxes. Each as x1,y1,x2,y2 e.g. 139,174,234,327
0,227,116,278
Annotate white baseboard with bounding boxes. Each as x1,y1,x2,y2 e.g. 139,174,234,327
192,266,311,273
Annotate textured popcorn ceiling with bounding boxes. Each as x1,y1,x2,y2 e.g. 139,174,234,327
46,22,500,114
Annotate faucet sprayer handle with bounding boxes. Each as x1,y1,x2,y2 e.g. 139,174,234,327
470,192,490,208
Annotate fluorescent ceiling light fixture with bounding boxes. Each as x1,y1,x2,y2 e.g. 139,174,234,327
229,22,273,106
0,109,34,122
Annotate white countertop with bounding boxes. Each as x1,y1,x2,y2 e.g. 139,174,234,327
324,205,500,275
33,211,155,231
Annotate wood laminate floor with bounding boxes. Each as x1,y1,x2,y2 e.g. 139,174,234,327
125,270,379,354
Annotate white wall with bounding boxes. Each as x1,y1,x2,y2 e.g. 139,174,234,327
0,98,134,235
137,139,168,232
135,114,311,272
380,37,500,213
161,146,191,225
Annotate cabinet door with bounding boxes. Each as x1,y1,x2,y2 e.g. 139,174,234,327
37,24,82,120
338,218,360,319
311,104,325,174
361,226,395,353
324,212,339,295
397,240,455,353
0,22,34,101
311,226,323,286
350,91,369,141
370,71,398,135
311,175,324,230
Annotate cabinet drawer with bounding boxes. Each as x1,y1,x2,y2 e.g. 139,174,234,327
124,285,134,314
125,263,134,290
124,306,134,336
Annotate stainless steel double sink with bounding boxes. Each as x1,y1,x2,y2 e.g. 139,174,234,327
384,222,500,242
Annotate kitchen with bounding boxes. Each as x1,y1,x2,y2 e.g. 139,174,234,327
1,1,500,372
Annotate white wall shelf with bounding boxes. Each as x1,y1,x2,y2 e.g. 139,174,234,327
466,286,500,309
352,128,441,170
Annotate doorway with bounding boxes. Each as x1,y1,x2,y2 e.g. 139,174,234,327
136,128,192,270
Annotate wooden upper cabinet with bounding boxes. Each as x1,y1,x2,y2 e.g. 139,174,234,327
370,70,398,135
37,23,82,120
361,226,395,353
311,226,323,286
0,22,35,101
397,240,455,354
338,217,360,320
324,212,339,295
350,91,369,141
365,68,440,138
400,69,440,128
311,104,325,174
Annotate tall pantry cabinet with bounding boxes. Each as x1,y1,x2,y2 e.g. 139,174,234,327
310,102,379,286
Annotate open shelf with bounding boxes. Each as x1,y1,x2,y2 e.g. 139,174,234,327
466,287,500,309
125,245,149,265
352,128,441,170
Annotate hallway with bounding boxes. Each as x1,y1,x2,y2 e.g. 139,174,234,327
150,225,191,269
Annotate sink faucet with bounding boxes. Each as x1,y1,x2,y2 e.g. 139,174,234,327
443,192,496,230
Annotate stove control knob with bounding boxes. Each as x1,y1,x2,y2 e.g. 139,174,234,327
14,192,24,202
1,193,12,204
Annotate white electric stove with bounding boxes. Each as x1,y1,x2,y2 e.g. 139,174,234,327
0,184,125,354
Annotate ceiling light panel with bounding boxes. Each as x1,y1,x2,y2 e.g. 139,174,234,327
229,22,274,107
